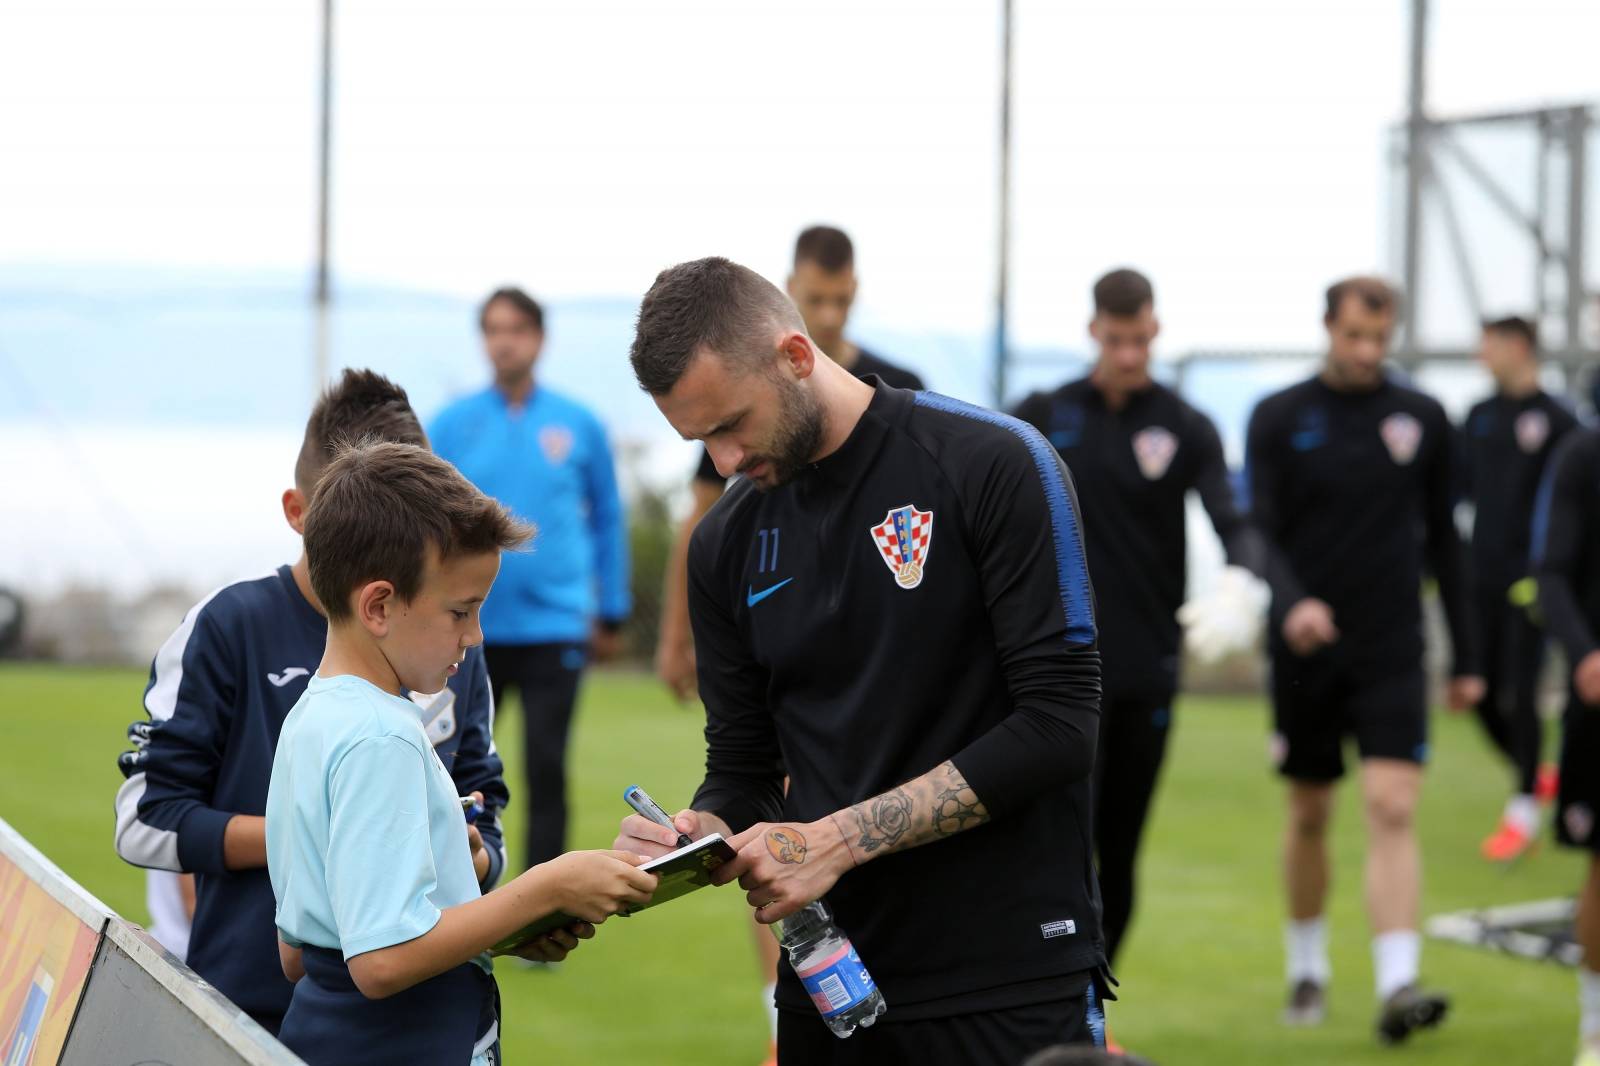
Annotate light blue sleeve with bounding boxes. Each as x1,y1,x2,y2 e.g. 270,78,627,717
583,412,632,623
326,735,443,959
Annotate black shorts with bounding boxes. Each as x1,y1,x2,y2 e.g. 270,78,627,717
1270,653,1428,782
775,979,1105,1065
1556,698,1600,852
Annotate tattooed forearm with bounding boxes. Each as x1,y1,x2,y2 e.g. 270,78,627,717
837,761,990,866
930,762,988,837
849,787,913,854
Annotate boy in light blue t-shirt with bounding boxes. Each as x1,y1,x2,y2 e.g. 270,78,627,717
266,441,657,1065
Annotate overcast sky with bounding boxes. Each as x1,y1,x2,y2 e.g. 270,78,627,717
4,0,1597,359
2,1,1597,596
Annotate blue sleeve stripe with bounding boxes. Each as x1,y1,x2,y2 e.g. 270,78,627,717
1529,459,1559,566
911,392,1096,644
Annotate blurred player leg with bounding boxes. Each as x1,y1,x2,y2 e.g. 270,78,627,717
1273,655,1340,1025
1362,757,1449,1043
518,643,585,869
1094,695,1174,964
1560,684,1600,1065
1282,780,1334,1025
1477,595,1544,861
1578,859,1600,1066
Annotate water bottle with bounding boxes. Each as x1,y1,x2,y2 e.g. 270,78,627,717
773,900,887,1037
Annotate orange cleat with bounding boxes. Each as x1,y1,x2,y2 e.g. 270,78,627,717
758,1040,776,1066
1481,818,1536,862
1537,763,1560,804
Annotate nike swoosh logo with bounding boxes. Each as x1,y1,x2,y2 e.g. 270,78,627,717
268,666,311,688
746,578,794,607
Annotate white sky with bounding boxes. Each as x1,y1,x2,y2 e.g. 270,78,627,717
2,1,1598,597
4,0,1598,357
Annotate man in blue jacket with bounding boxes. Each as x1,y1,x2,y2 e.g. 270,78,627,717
431,287,631,870
114,369,509,1034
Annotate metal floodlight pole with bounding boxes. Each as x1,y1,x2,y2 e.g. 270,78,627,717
1401,0,1428,348
313,0,334,394
1565,106,1588,350
1535,113,1550,326
993,0,1013,409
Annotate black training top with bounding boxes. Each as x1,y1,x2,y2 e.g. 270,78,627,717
1462,390,1578,592
1014,377,1258,698
687,381,1104,1017
1533,427,1600,668
1245,374,1478,676
693,347,926,484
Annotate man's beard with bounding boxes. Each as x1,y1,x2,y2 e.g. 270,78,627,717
749,375,824,490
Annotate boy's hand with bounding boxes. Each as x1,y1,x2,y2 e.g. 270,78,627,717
544,850,659,924
512,921,595,964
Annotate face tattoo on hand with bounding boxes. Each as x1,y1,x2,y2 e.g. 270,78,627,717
766,826,809,864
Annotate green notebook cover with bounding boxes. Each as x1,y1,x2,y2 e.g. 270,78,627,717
491,834,738,955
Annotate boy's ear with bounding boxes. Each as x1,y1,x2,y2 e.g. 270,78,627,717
355,580,396,638
282,488,309,535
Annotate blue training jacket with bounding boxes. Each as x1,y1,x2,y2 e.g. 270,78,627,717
113,565,509,1028
430,385,631,645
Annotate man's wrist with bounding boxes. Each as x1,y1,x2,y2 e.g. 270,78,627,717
695,810,733,839
814,814,859,877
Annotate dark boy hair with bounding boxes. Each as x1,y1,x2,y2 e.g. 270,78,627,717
1482,314,1539,352
479,287,544,333
794,226,855,273
1092,268,1155,317
295,369,428,493
304,441,533,621
1324,275,1401,323
629,256,805,395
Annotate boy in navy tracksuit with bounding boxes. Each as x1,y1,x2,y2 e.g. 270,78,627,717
114,370,511,1034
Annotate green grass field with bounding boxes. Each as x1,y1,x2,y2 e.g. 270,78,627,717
0,662,1585,1064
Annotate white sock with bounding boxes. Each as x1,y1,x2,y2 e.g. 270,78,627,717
1372,930,1421,1001
1505,794,1539,835
1285,917,1330,984
1581,967,1600,1044
761,982,778,1041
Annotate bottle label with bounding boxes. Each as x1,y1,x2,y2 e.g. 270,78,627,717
794,942,876,1017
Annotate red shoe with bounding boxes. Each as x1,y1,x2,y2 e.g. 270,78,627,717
1481,819,1535,862
759,1040,776,1066
1537,763,1560,804
1105,1024,1125,1054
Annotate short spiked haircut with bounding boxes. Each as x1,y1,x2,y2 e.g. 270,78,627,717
295,369,427,494
629,256,806,396
304,441,533,621
794,226,854,273
1092,268,1155,317
1482,314,1538,352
